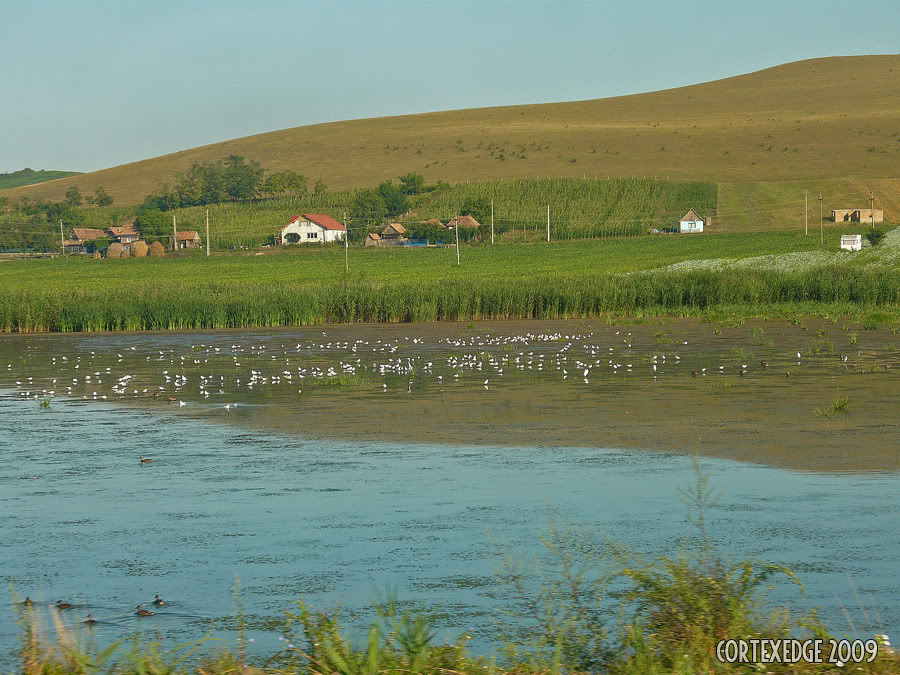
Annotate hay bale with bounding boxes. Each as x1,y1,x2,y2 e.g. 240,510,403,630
149,241,165,257
106,242,123,258
133,241,148,258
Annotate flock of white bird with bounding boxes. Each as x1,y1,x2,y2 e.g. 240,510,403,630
4,328,829,410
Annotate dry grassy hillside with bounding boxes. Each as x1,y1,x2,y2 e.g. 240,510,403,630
4,55,900,205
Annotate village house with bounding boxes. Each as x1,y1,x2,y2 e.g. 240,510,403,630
446,215,481,230
380,223,407,244
364,232,384,247
278,213,346,244
109,225,141,252
173,231,202,249
832,208,883,224
63,227,109,253
679,209,705,233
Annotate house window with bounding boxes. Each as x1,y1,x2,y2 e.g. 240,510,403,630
307,232,318,239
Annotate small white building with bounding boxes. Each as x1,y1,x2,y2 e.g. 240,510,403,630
679,209,705,233
840,234,862,252
279,213,346,244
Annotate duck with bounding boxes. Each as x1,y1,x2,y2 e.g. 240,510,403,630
23,597,33,606
760,361,768,369
690,371,698,378
152,594,165,606
135,605,154,616
139,456,153,464
83,614,97,625
56,600,73,610
167,395,176,403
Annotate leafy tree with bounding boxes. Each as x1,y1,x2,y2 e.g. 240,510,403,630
141,186,179,212
64,185,83,207
460,196,491,223
313,178,327,197
398,172,425,195
134,207,171,239
223,155,264,201
351,189,387,229
84,237,111,253
377,180,409,218
93,186,113,207
261,170,308,198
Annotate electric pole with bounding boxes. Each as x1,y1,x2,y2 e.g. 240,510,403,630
818,192,824,245
455,212,460,266
60,219,64,254
491,199,494,245
344,210,348,273
205,209,210,256
172,215,177,251
870,192,875,230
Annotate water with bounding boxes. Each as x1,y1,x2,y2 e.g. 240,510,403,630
1,393,898,665
1,322,899,665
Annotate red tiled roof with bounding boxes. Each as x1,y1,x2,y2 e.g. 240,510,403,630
175,231,200,241
109,225,138,236
298,213,345,230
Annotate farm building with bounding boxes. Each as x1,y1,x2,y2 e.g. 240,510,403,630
832,208,883,224
679,209,705,233
109,225,141,252
840,234,862,251
380,223,407,242
365,232,384,247
63,227,110,253
173,231,202,249
279,213,346,244
446,215,481,229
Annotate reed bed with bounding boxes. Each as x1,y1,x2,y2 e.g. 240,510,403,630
3,266,899,333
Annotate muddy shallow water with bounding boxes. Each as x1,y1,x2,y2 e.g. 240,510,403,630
1,318,899,663
2,318,898,472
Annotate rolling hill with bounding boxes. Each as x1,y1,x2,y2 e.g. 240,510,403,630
2,55,899,207
0,168,81,190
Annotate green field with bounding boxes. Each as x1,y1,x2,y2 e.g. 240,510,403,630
2,227,898,332
0,168,81,190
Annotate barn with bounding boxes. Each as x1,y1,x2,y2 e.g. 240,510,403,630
279,213,346,244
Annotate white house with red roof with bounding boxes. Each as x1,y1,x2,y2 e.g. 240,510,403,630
279,213,346,244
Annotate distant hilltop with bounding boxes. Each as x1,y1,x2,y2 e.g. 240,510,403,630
0,168,82,190
2,54,899,205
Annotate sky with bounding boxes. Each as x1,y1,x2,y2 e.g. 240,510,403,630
3,0,899,173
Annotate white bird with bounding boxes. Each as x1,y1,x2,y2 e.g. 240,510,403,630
179,400,185,407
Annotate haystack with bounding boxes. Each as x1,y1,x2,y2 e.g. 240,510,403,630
133,241,149,258
149,242,165,257
106,242,123,258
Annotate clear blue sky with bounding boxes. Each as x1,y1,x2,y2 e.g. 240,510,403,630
3,0,898,173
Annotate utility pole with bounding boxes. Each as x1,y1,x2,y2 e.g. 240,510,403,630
455,212,460,266
546,205,550,242
343,210,349,273
818,192,824,245
490,199,494,245
870,192,875,230
59,219,64,254
205,209,210,256
172,214,177,251
804,190,808,235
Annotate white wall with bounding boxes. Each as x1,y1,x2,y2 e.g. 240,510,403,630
281,220,345,244
679,220,704,233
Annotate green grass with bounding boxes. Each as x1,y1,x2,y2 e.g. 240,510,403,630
0,168,81,190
